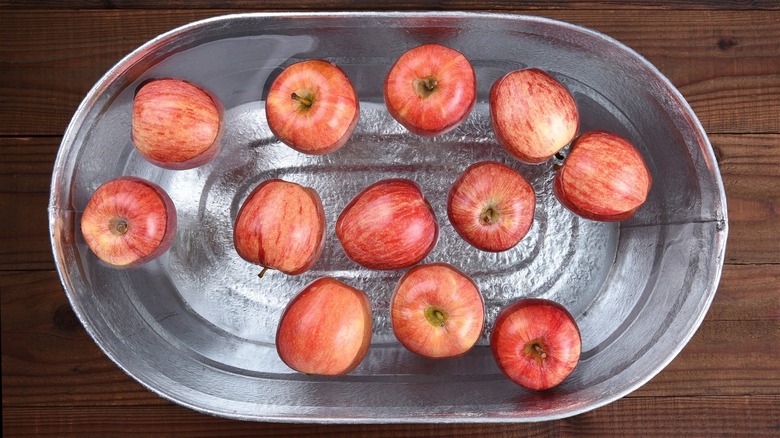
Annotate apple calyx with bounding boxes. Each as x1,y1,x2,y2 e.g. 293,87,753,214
480,205,500,225
415,77,439,98
109,217,129,236
424,306,448,327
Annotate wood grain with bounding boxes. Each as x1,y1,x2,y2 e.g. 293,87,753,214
0,10,778,136
3,0,780,10
3,394,780,437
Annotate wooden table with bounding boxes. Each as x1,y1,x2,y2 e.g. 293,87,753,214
2,2,778,436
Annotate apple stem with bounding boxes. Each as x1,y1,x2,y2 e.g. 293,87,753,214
291,92,313,108
481,207,497,225
534,343,547,359
258,266,269,279
424,306,448,327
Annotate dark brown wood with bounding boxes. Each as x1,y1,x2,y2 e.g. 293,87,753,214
0,138,58,270
3,397,779,437
1,3,778,436
3,0,780,10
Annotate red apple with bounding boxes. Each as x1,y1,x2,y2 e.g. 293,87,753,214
80,176,176,268
384,43,476,136
265,59,359,155
336,179,438,270
391,263,484,358
554,130,652,221
490,298,581,391
233,179,326,275
447,161,536,252
132,78,223,170
276,277,373,376
490,68,579,164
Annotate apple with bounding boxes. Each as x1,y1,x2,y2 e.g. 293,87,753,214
80,176,177,268
132,78,223,170
554,130,652,221
490,68,579,164
490,298,581,391
384,43,476,136
447,161,536,252
276,277,373,376
265,59,359,155
233,179,326,276
336,179,438,270
391,263,484,358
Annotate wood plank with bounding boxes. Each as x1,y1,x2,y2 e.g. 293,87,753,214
0,10,778,136
1,133,775,270
3,0,780,10
2,266,777,408
0,191,53,271
0,138,58,270
717,134,780,264
3,396,779,437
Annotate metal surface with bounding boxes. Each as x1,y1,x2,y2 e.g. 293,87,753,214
49,12,728,423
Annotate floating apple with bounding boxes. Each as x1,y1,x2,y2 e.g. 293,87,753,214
276,277,373,376
490,68,579,164
554,130,652,221
490,298,581,391
391,263,484,358
336,179,438,270
80,176,177,268
447,161,536,252
384,43,476,136
233,179,326,275
132,78,223,170
265,59,359,155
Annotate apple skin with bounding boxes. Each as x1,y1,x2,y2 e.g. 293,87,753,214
276,277,373,376
490,298,581,391
233,179,326,275
384,43,477,136
80,176,177,268
391,263,484,358
490,68,579,164
132,78,224,170
336,179,438,270
447,161,536,252
265,59,359,155
554,130,652,222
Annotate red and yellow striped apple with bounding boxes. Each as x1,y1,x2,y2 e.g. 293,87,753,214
490,68,579,164
233,179,326,275
447,161,536,252
276,277,373,376
265,59,359,155
554,130,652,221
336,179,438,270
391,263,484,358
132,78,223,170
491,298,581,391
80,176,177,268
384,44,476,136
